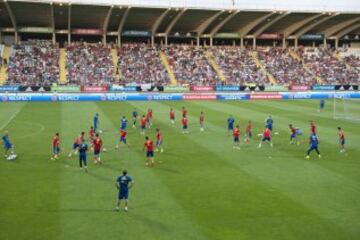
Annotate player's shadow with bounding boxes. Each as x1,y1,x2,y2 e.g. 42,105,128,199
49,208,113,213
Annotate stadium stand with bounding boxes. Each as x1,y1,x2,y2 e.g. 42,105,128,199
163,45,220,86
66,42,115,86
299,47,360,84
257,47,317,85
6,40,59,86
117,43,170,85
209,46,267,85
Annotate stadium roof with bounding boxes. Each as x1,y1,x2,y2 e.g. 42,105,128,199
0,0,360,40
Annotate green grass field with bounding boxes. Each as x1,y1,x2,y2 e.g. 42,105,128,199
0,100,359,240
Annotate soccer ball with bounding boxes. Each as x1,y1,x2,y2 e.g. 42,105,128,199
7,154,17,161
98,130,103,134
103,148,107,152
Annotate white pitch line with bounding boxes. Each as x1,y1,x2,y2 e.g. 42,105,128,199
0,110,21,131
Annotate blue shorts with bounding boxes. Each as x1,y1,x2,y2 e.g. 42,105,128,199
120,137,126,144
310,145,318,150
183,125,188,130
267,125,273,131
53,147,60,154
290,134,296,139
79,154,87,162
228,125,234,131
156,140,162,146
234,136,239,142
73,143,79,149
339,139,345,145
94,149,100,155
4,143,12,150
119,190,129,200
121,126,126,131
170,116,175,120
320,104,324,109
147,151,154,158
141,125,146,130
246,131,252,138
262,137,271,142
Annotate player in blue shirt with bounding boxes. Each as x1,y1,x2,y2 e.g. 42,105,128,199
132,109,138,128
306,134,321,159
2,131,16,160
319,100,325,112
115,170,133,212
93,113,99,132
266,115,273,131
78,139,89,172
227,115,235,134
120,116,128,131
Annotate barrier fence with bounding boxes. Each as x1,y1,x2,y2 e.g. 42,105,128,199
1,92,359,102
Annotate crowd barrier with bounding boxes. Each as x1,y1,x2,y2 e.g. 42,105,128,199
1,92,359,102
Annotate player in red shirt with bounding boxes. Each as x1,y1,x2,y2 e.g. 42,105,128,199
93,133,103,164
337,127,346,153
155,128,164,153
258,127,273,148
199,112,205,132
289,124,298,145
51,133,60,160
116,130,129,149
310,120,317,135
181,106,187,118
89,126,95,149
233,125,240,149
69,132,85,157
146,109,153,128
245,121,252,143
182,116,188,134
143,136,154,167
140,115,147,135
169,108,175,125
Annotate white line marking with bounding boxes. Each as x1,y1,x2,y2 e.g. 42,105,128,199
0,110,20,131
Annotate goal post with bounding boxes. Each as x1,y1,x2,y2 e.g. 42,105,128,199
333,96,360,122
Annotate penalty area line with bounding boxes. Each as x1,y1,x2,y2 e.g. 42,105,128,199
0,110,21,131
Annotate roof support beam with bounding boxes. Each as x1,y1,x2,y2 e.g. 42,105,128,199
102,6,113,45
291,15,337,38
164,8,186,46
253,12,290,37
50,3,55,44
334,22,360,39
195,10,223,44
68,4,71,44
237,12,274,38
4,0,18,43
151,9,170,46
324,17,360,38
117,7,131,47
210,10,239,37
282,13,323,38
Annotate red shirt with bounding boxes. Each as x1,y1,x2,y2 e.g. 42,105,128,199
182,109,187,117
291,127,296,134
339,131,345,140
182,117,188,126
89,128,95,139
170,110,175,119
53,136,60,147
140,117,147,126
93,138,102,151
147,111,152,119
233,128,240,137
144,140,154,152
246,123,252,133
121,130,127,138
263,129,271,138
311,123,316,134
156,132,162,141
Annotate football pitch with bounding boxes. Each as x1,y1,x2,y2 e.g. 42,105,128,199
0,100,359,240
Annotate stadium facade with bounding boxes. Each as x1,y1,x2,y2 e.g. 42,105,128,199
1,0,360,48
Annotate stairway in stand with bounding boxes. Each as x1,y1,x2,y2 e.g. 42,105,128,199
59,48,67,84
250,51,277,84
0,46,11,85
289,49,323,84
111,48,119,81
159,51,177,86
206,51,226,83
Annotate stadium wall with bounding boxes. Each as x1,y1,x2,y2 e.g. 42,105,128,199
0,92,359,102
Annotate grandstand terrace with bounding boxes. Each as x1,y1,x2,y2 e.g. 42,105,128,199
0,0,360,86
